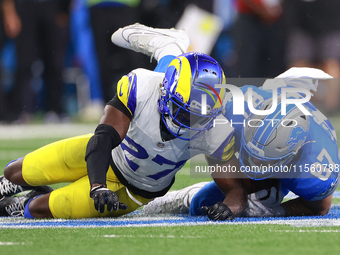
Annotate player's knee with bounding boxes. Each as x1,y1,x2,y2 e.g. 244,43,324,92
310,202,331,216
4,158,24,183
28,194,54,219
316,205,331,216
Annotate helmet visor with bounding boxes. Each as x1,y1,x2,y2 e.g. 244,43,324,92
170,98,212,128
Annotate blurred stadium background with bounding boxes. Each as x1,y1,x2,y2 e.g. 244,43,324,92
1,0,340,254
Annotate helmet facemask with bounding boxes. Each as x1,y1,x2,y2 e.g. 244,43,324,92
239,131,298,179
158,52,225,141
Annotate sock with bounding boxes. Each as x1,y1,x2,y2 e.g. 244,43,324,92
24,199,34,219
154,55,176,73
156,44,184,62
5,159,18,168
23,195,43,219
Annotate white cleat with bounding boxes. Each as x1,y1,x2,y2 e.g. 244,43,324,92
111,23,191,60
143,182,209,215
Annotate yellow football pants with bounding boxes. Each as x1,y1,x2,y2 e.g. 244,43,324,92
22,134,151,219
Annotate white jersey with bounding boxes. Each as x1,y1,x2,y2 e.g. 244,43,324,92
112,68,234,194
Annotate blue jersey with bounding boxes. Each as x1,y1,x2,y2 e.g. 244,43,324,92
223,85,340,201
190,84,340,216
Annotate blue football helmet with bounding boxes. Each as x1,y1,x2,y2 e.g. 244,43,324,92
158,52,225,140
239,98,310,179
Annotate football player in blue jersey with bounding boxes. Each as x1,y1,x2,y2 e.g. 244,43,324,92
0,24,236,219
144,68,340,220
198,79,339,219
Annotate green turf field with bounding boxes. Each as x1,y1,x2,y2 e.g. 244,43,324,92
1,224,340,255
0,124,340,255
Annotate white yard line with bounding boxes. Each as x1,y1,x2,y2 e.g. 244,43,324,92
1,217,340,229
0,242,25,245
102,234,202,238
270,229,340,233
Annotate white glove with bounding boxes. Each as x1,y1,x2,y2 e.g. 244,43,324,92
242,186,285,217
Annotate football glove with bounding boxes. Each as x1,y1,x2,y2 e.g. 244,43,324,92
90,185,128,213
201,202,235,221
242,186,285,217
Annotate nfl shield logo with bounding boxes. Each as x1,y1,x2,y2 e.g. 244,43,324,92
157,142,165,148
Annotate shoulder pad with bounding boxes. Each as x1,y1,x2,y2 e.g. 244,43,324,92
117,71,137,116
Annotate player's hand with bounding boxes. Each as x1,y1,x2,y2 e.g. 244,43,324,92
253,185,284,208
243,185,284,217
201,202,235,221
90,185,128,213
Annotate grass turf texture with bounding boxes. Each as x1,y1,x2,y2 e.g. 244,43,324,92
1,124,340,254
1,225,340,255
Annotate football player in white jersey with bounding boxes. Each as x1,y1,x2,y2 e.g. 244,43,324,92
0,24,236,219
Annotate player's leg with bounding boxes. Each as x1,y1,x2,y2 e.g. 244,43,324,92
0,159,26,198
37,172,151,219
189,181,225,216
1,134,92,199
2,136,90,197
143,182,210,214
110,23,191,64
8,134,91,186
3,158,34,187
2,157,57,199
0,134,94,217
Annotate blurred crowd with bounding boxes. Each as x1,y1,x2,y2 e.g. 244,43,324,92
0,0,339,124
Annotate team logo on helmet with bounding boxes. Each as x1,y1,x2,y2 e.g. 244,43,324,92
287,125,308,151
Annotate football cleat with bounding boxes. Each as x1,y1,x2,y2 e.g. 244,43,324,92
0,175,24,199
0,185,53,217
143,182,209,214
111,23,191,60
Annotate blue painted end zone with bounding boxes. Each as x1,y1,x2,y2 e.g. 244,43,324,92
1,205,340,229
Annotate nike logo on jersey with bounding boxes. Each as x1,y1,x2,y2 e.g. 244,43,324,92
119,85,124,96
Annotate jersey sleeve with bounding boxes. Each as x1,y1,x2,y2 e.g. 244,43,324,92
107,94,132,120
116,71,138,117
208,131,235,162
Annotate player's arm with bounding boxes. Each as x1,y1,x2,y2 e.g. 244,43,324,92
86,73,135,189
86,98,131,190
206,156,285,218
208,155,248,216
86,103,131,213
281,195,333,216
86,73,135,213
201,133,248,220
